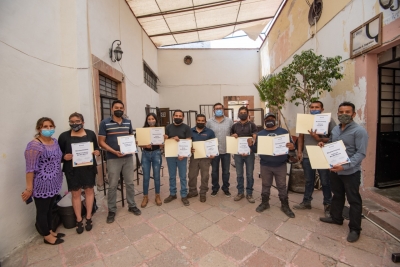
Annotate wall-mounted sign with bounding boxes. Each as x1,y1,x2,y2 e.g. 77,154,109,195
350,13,382,58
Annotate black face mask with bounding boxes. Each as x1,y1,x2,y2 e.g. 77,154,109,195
265,120,276,128
70,124,83,132
196,123,205,129
238,113,248,121
114,110,123,118
174,118,183,124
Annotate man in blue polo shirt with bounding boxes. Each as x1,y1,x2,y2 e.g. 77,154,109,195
187,114,216,202
98,100,141,224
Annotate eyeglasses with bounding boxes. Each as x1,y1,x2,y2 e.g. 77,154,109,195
69,120,82,124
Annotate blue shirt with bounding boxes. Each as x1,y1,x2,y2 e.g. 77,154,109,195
329,121,368,175
98,117,133,159
191,127,216,142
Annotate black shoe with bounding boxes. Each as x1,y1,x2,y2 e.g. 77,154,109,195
44,238,64,245
128,206,142,216
181,197,190,206
55,233,65,238
223,190,231,197
85,218,93,231
347,230,360,242
210,191,218,197
280,199,295,218
319,217,343,225
293,202,312,210
164,195,177,203
256,202,270,213
200,195,206,202
187,192,198,198
76,219,84,234
106,211,116,224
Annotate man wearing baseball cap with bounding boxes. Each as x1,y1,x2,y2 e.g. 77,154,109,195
247,113,296,218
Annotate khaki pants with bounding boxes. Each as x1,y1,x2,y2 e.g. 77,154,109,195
188,156,211,195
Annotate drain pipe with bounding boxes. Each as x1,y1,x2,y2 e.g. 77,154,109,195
362,214,400,243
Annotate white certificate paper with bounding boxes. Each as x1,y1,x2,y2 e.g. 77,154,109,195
118,135,138,154
322,141,350,167
178,139,192,157
273,135,289,156
313,114,331,135
204,138,219,157
72,142,93,167
237,137,251,155
150,128,165,145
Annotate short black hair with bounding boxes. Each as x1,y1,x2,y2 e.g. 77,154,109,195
143,113,159,127
338,101,355,112
213,103,223,109
112,100,124,108
196,114,206,120
173,109,184,117
69,112,84,122
310,101,324,108
238,106,248,114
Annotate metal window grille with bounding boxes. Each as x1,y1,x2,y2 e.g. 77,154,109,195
143,62,158,92
99,75,118,120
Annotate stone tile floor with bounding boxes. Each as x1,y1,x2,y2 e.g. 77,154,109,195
3,159,400,267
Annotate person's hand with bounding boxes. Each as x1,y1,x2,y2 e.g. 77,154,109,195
64,153,73,161
164,135,168,140
241,153,248,157
173,136,180,142
135,141,138,145
93,150,100,157
297,151,303,161
209,155,215,159
145,144,152,149
286,143,295,150
308,129,321,142
21,189,32,202
247,138,253,146
317,142,325,147
178,156,184,161
191,147,195,153
330,165,344,172
114,151,125,157
231,133,238,138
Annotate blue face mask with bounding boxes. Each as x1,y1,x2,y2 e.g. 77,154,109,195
310,110,322,115
215,110,223,117
41,129,55,137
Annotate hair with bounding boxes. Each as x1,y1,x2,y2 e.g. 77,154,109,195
310,101,324,108
143,113,159,127
112,100,124,108
69,112,84,122
35,117,55,137
196,114,206,120
173,109,184,117
213,102,224,109
338,101,355,112
238,106,248,114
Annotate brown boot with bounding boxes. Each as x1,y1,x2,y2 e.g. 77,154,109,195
155,194,162,206
141,195,148,208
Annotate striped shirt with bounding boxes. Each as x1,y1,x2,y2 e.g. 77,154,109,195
99,117,133,159
206,116,233,154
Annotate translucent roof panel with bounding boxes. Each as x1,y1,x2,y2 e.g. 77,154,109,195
126,0,284,47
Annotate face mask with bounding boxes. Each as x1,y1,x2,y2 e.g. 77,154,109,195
310,110,322,115
265,121,275,128
148,121,156,126
196,123,205,129
114,110,123,118
174,118,183,124
41,129,55,137
215,110,223,117
338,114,353,124
69,124,83,132
238,113,248,121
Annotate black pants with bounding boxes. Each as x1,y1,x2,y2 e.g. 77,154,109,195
330,171,362,233
34,196,56,236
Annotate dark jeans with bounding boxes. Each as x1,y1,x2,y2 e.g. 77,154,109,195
302,158,332,205
260,164,288,200
234,153,255,195
330,171,362,233
211,153,231,192
34,196,57,236
141,149,162,195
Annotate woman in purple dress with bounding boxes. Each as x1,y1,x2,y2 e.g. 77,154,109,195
22,117,64,245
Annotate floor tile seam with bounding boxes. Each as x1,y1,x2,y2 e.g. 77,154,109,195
211,245,244,267
131,236,172,261
96,243,133,258
117,217,146,229
157,225,191,247
262,233,303,262
172,241,198,266
124,223,159,244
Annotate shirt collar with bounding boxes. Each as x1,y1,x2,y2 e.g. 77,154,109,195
339,120,355,131
192,126,208,134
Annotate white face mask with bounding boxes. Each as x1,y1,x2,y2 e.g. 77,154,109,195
148,121,156,126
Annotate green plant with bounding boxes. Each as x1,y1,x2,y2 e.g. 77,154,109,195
280,49,343,113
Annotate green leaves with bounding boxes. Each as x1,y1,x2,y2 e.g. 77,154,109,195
254,74,288,110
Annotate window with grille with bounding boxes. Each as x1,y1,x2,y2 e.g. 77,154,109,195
99,75,118,120
143,62,158,92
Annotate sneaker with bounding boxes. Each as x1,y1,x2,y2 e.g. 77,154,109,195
293,202,312,210
181,197,190,206
210,191,218,197
246,195,255,203
234,193,245,201
128,206,141,216
324,204,331,217
106,211,115,224
187,192,198,198
256,202,270,213
164,195,177,203
223,190,231,197
200,195,206,202
347,230,360,242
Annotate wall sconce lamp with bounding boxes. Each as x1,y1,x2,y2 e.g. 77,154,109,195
109,40,123,62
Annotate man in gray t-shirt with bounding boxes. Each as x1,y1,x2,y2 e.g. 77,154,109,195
293,101,336,217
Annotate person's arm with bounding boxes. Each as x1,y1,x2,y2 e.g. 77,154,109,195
90,130,100,157
248,134,258,153
98,122,124,157
230,124,238,138
341,129,368,171
297,134,304,160
22,142,41,201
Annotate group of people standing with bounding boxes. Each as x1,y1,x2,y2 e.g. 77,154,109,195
22,99,368,245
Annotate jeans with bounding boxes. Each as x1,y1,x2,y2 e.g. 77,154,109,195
260,164,288,200
141,150,162,195
211,153,231,192
107,157,137,212
34,195,57,236
166,157,188,197
188,156,211,195
302,158,332,205
330,171,362,233
234,153,255,195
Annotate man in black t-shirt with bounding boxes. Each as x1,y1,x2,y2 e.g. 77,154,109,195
163,110,192,206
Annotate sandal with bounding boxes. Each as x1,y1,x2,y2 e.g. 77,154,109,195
76,219,84,234
85,217,93,231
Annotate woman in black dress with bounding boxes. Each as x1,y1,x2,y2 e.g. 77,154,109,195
58,112,100,234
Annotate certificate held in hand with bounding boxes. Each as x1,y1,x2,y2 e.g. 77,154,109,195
257,134,289,156
226,136,251,155
136,127,165,146
306,140,350,169
296,113,331,134
178,139,192,157
72,142,94,167
192,138,219,159
117,135,138,154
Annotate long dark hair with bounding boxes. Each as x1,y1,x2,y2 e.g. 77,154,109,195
143,113,159,127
